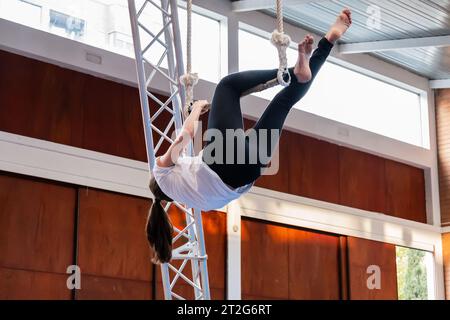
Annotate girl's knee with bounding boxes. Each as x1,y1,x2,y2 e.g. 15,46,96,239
218,74,234,87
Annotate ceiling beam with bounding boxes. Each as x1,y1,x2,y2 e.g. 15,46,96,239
430,79,450,89
231,0,319,12
339,35,450,54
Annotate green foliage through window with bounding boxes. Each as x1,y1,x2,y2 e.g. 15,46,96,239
396,247,428,300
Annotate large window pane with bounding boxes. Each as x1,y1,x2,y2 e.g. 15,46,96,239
396,246,434,300
3,0,42,28
0,0,222,83
239,29,426,148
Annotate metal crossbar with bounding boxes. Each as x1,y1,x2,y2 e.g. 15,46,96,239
128,0,211,300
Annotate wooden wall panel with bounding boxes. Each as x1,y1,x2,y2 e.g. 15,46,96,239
347,237,398,300
0,50,84,147
241,218,289,299
241,294,274,300
339,148,387,214
253,134,290,194
0,173,76,273
288,134,340,203
122,85,148,162
241,218,342,300
385,160,426,223
76,275,152,300
338,236,349,300
436,89,450,226
201,210,227,291
77,188,153,282
0,267,71,300
443,233,450,300
288,228,341,300
81,76,131,159
0,50,428,224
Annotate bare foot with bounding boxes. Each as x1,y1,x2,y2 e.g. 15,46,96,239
294,35,314,83
325,8,352,43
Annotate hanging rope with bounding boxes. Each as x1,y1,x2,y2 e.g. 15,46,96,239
272,0,291,86
180,0,199,119
242,0,291,97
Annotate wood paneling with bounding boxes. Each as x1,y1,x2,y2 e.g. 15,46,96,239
347,237,398,300
385,160,426,223
202,210,227,290
443,233,450,300
288,228,341,300
81,76,132,159
241,218,289,299
0,173,76,273
288,134,340,203
0,50,151,161
241,294,276,300
0,51,84,147
436,89,450,226
81,76,153,161
0,267,71,300
0,50,428,224
339,236,349,300
339,148,387,214
241,218,341,300
77,188,153,281
76,275,152,300
122,85,148,162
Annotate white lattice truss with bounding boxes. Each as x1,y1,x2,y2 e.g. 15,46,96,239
127,0,211,300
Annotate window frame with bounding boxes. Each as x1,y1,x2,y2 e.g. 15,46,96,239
238,23,430,149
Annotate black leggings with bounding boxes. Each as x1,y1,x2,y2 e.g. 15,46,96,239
203,37,333,188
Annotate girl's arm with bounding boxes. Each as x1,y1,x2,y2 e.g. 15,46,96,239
156,100,209,167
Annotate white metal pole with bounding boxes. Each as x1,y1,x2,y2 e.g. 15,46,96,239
127,0,157,172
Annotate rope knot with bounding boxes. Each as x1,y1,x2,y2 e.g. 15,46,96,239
271,30,291,87
180,73,199,88
271,30,291,48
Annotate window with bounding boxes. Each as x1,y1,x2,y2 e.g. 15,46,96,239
136,3,222,83
108,31,133,53
0,0,222,83
1,0,42,28
49,9,85,38
177,7,222,83
396,246,434,300
239,28,428,148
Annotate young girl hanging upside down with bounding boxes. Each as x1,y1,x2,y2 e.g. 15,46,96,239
148,9,353,263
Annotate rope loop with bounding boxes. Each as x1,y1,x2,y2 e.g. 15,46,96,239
180,73,198,118
271,30,291,87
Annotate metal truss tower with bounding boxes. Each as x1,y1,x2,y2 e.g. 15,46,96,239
128,0,210,300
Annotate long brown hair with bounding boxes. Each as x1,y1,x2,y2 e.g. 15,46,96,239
147,176,173,264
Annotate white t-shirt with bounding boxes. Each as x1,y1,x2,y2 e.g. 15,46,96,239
153,153,253,211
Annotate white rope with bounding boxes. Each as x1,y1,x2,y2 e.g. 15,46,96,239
242,0,291,96
186,0,192,74
272,0,291,87
276,0,284,33
180,0,198,119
